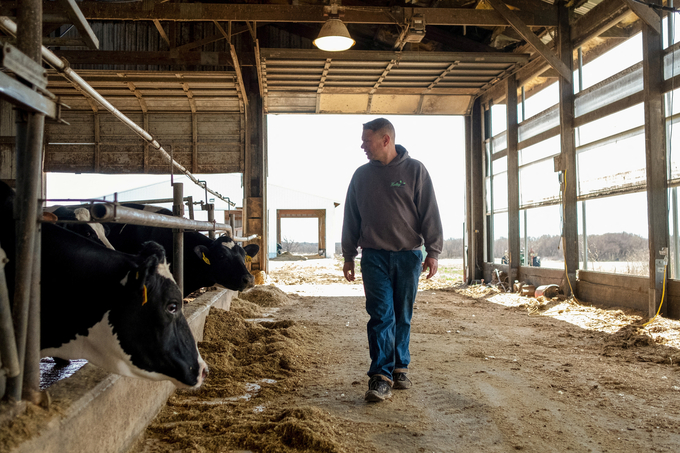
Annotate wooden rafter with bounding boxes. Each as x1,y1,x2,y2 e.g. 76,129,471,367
486,0,572,83
152,19,171,47
427,62,460,90
41,3,559,28
571,0,633,48
126,81,148,113
621,0,660,34
181,82,197,114
370,57,400,94
56,0,98,49
230,43,248,111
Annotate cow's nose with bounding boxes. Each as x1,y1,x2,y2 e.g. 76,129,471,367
243,274,254,286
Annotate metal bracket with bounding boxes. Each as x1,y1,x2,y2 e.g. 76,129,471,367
2,43,47,90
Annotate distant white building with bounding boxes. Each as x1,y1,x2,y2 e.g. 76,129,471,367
268,183,340,259
99,174,244,233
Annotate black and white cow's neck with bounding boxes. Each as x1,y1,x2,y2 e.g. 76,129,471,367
37,223,207,388
105,204,260,297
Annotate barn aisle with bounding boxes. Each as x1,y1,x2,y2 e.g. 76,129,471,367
132,262,680,452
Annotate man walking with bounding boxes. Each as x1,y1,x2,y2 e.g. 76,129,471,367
342,118,443,403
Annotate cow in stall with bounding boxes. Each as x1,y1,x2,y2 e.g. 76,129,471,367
44,205,115,249
105,204,260,297
0,182,208,388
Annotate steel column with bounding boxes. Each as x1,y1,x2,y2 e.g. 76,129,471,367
643,21,669,317
506,75,520,284
557,0,578,296
7,0,44,402
173,183,184,295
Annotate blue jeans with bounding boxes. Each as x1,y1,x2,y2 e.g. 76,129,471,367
361,248,422,380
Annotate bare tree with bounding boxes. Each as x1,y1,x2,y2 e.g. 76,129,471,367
281,235,300,254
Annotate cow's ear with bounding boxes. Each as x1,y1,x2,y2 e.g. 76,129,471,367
128,254,157,293
194,245,211,265
244,244,259,258
139,241,166,265
132,241,165,288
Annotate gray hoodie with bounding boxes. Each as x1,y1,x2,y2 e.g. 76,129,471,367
342,145,444,260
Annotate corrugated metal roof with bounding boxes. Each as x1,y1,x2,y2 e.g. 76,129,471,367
260,48,529,114
48,70,242,113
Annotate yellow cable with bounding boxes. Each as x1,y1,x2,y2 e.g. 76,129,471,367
642,264,667,327
561,169,580,304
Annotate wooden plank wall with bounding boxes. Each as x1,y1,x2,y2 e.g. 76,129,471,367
577,270,648,312
45,111,243,174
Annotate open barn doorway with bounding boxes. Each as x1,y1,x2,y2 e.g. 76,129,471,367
276,212,325,257
266,114,466,264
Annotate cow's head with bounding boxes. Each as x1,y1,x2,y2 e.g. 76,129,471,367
193,235,260,291
111,241,208,388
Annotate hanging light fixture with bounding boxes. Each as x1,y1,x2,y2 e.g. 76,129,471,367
314,0,355,52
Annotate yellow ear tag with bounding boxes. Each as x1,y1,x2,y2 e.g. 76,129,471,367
136,271,139,280
202,253,211,265
246,255,252,263
142,285,148,306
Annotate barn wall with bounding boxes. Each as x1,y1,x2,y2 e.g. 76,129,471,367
44,111,243,174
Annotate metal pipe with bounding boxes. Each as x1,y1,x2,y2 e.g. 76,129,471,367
0,16,236,209
173,183,184,295
22,226,40,402
206,203,215,240
187,196,194,220
91,204,231,232
90,203,259,242
0,246,20,379
6,0,44,402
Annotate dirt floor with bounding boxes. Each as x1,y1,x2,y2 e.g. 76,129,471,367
132,258,680,453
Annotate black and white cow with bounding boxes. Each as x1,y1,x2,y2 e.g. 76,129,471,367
105,204,259,297
45,205,115,249
0,183,208,388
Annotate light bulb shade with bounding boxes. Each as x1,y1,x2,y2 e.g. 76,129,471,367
314,18,355,52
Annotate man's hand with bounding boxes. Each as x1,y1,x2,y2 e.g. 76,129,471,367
422,257,438,279
343,260,356,282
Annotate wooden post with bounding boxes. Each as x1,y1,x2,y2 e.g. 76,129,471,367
642,21,669,317
243,65,266,272
468,98,484,281
506,75,520,284
557,0,578,296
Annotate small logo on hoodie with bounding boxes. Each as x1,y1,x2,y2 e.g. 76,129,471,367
391,180,406,187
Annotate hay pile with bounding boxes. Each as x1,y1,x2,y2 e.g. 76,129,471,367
239,285,291,307
136,307,351,452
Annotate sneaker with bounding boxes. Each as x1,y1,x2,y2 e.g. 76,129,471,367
393,372,412,390
365,375,393,402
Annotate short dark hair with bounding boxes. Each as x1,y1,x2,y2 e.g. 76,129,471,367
363,118,395,142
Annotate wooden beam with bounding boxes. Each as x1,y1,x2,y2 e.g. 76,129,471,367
621,0,661,34
571,0,632,49
642,23,669,316
465,99,485,280
230,44,249,110
424,25,498,52
556,0,578,296
506,74,520,283
486,0,572,83
41,3,559,27
152,19,170,47
502,0,553,11
53,50,241,67
56,0,99,49
191,112,198,173
94,111,100,172
126,81,148,113
41,37,88,47
213,20,230,42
